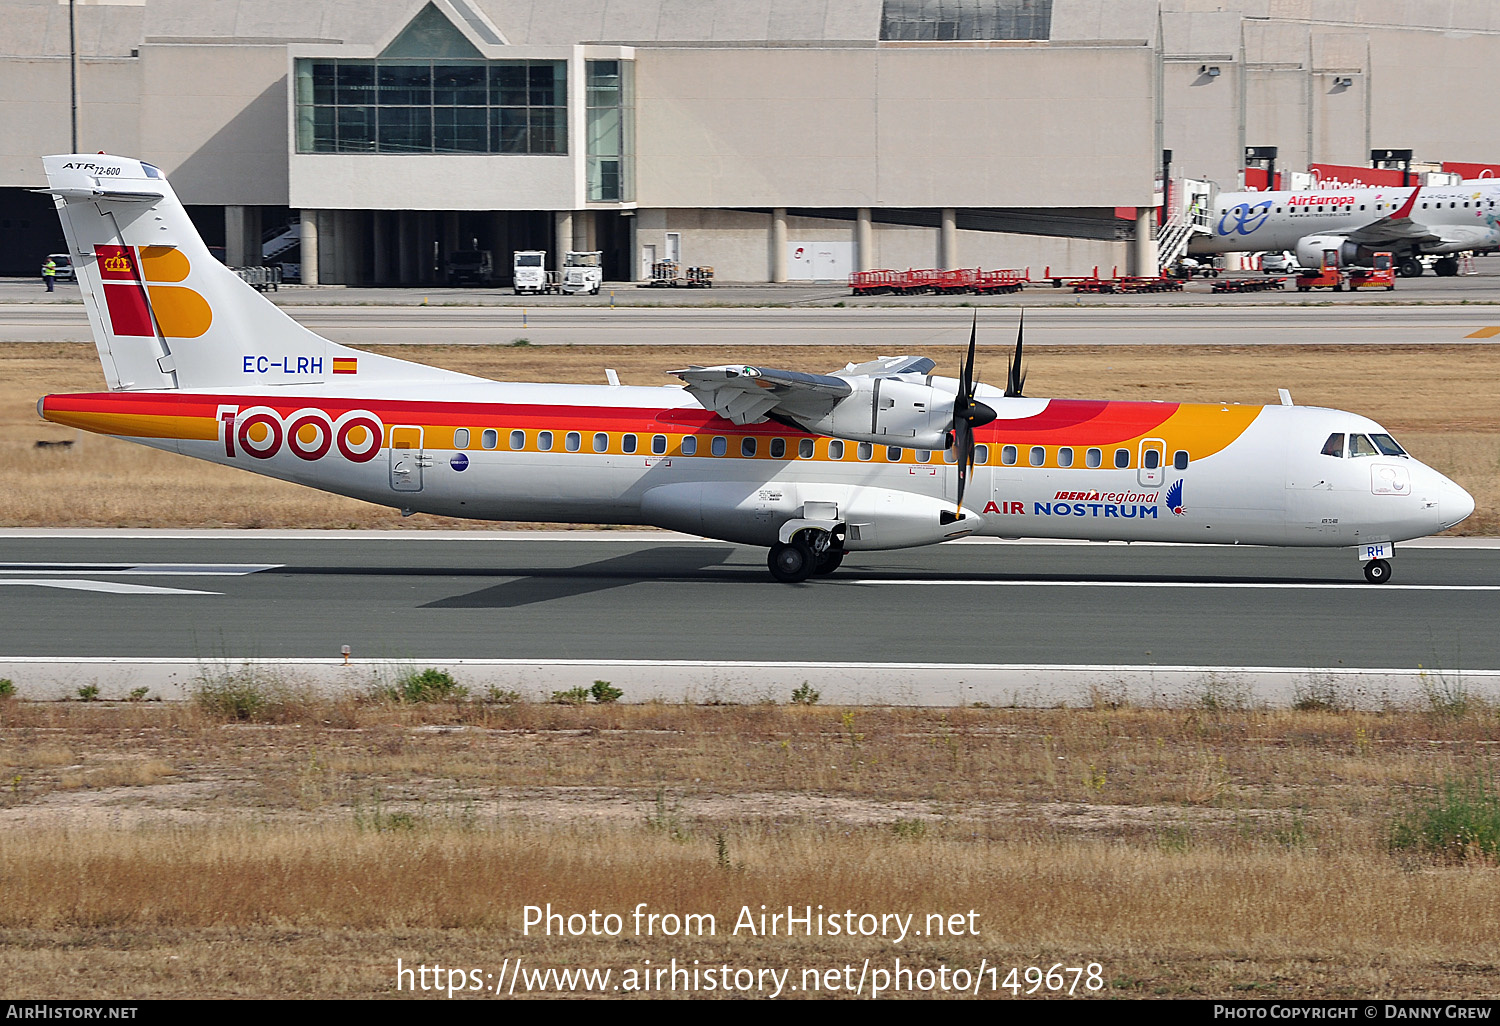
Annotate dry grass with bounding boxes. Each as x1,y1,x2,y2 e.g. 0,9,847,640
6,341,1499,532
2,697,1499,997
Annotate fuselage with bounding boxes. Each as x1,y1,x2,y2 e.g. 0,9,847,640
1189,183,1500,256
40,379,1474,551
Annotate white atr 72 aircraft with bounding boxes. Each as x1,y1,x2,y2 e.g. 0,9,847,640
36,154,1474,583
1188,181,1500,278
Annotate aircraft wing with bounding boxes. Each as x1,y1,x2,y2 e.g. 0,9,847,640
672,356,936,426
1341,188,1441,248
673,365,853,425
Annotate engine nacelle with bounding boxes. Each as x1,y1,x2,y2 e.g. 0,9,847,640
796,377,952,450
1294,235,1362,269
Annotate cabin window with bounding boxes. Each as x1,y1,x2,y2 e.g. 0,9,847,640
711,436,727,456
1321,433,1344,458
771,437,786,459
1000,445,1018,466
592,432,608,453
622,433,637,454
538,430,553,451
1348,433,1379,457
943,447,957,464
1173,450,1189,470
1086,447,1102,468
829,439,845,460
886,446,902,462
857,441,873,461
974,444,989,465
1057,446,1074,468
798,438,814,459
509,429,525,450
1114,448,1130,469
1371,433,1406,456
741,436,757,458
454,428,470,448
481,428,498,450
1143,449,1160,470
565,431,581,452
681,435,697,456
1029,446,1046,467
916,449,932,463
1360,204,1365,211
651,434,666,455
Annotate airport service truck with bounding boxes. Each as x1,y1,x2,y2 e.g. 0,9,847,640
561,251,603,295
512,250,552,294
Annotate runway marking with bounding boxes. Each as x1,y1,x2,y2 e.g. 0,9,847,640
1465,326,1500,338
852,580,1500,591
0,563,280,576
0,580,220,595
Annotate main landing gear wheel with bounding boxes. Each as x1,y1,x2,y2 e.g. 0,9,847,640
1364,558,1392,584
768,540,815,583
813,549,845,575
1397,256,1423,278
1434,256,1460,277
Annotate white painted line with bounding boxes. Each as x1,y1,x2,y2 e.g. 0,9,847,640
0,563,281,576
851,580,1500,590
0,580,220,595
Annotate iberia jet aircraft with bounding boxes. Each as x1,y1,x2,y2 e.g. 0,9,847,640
1189,180,1500,278
36,154,1474,584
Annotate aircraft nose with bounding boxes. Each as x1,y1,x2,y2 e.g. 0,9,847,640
1438,475,1475,531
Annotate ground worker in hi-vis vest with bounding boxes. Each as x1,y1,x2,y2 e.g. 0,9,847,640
41,257,57,292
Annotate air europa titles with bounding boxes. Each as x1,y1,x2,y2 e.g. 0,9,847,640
981,490,1166,519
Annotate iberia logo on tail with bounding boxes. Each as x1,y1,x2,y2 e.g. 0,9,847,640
93,243,212,340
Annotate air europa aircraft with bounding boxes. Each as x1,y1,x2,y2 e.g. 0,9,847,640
37,154,1473,584
1189,180,1500,278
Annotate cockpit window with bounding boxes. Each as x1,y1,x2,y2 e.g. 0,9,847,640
1320,433,1344,457
1370,433,1406,457
1348,434,1379,457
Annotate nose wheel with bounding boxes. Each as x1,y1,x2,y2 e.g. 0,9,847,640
1363,558,1392,584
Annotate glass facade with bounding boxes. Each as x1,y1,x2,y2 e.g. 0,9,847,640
586,60,634,202
295,59,567,155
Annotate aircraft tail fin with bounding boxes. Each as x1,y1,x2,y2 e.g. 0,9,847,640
39,154,473,391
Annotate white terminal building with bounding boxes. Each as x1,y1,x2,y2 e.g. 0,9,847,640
3,0,1499,284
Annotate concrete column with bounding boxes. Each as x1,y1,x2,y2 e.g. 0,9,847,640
939,207,957,269
397,211,415,285
554,211,573,272
418,212,436,283
1134,207,1156,277
443,211,460,272
299,209,319,286
225,206,249,266
770,207,788,282
372,211,390,285
855,207,872,273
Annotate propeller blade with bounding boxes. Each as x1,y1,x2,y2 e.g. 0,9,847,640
1005,308,1026,397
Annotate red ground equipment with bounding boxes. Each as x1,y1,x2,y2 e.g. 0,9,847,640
1347,252,1396,291
1295,248,1347,292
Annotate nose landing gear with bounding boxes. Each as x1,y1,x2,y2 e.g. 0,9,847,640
1363,558,1392,584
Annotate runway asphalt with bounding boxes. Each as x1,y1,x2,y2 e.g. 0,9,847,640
2,532,1496,706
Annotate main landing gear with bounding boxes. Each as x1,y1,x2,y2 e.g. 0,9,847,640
1363,558,1392,584
767,530,844,583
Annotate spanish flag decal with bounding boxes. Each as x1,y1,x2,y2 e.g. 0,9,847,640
332,357,358,375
